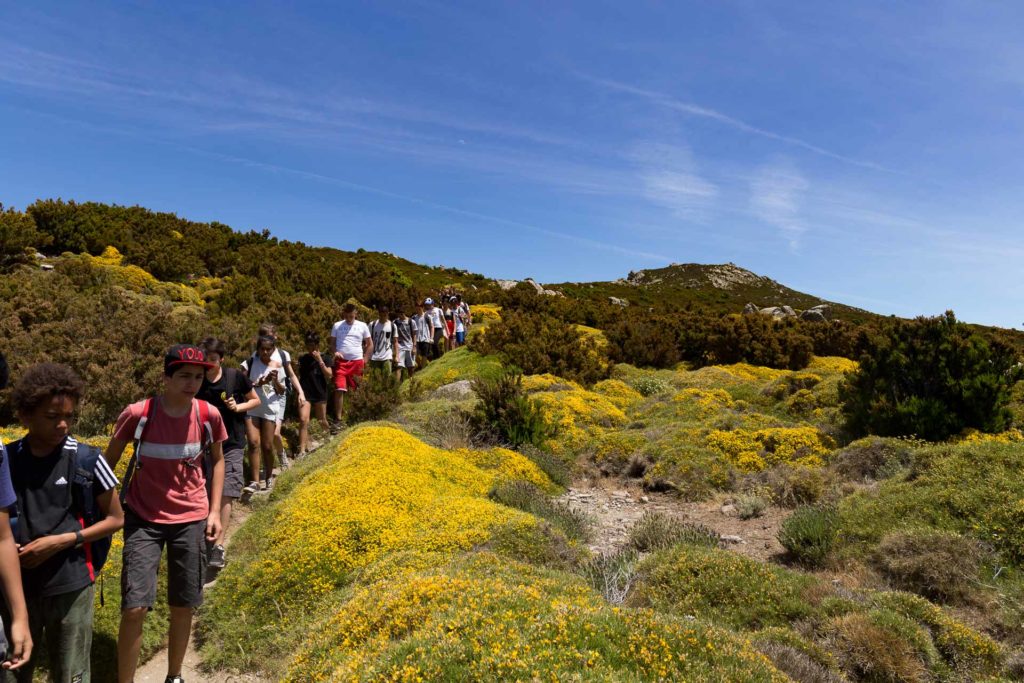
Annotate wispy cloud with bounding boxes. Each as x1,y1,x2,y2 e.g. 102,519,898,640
750,160,808,250
631,143,718,220
576,73,901,174
177,146,670,265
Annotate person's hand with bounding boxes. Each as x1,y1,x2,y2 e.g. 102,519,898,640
312,350,322,361
298,394,307,407
225,396,239,412
18,533,74,569
333,351,343,361
205,512,221,543
2,618,31,670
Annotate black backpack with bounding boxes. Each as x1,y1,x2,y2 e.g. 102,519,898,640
9,437,113,579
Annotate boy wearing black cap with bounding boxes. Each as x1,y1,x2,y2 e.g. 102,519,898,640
104,345,227,683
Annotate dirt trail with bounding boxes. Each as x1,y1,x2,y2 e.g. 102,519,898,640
559,477,789,562
135,500,267,683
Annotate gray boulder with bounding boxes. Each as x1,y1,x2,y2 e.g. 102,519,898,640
743,302,759,315
800,309,827,322
431,380,475,400
609,296,630,307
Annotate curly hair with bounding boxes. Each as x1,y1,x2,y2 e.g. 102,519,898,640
11,363,85,414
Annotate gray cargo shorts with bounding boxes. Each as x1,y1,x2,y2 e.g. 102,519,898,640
222,448,245,499
121,510,207,610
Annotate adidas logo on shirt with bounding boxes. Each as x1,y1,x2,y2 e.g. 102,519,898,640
54,476,69,486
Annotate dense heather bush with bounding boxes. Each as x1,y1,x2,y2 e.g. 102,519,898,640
627,511,720,552
472,310,608,384
734,492,770,520
754,643,845,683
470,370,553,448
779,506,838,567
489,480,591,543
840,311,1023,441
629,375,672,397
871,529,990,606
747,465,832,508
830,437,916,481
345,366,402,424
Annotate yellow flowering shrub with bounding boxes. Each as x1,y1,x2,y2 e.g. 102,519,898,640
531,387,627,454
409,347,505,393
471,303,502,325
712,363,787,383
956,428,1024,444
705,427,834,472
86,246,203,305
203,426,551,640
673,387,735,415
587,431,646,474
807,356,859,375
591,379,642,409
286,553,790,682
521,373,582,392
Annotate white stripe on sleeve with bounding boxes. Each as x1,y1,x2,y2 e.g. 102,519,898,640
93,455,119,491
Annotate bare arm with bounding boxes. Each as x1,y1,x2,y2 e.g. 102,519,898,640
103,437,130,470
363,336,374,363
0,510,30,670
284,361,306,404
206,443,225,542
18,488,125,569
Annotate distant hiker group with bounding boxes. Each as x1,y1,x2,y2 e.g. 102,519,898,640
0,294,472,683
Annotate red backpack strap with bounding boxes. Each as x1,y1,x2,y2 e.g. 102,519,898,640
195,399,213,454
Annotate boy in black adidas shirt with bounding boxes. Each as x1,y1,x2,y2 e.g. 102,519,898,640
5,364,124,683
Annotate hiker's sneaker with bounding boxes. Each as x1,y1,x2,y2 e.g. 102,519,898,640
208,544,226,569
328,420,342,435
240,482,258,502
165,676,185,683
279,453,291,470
264,475,276,491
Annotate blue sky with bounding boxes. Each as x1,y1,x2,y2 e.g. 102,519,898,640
1,2,1022,328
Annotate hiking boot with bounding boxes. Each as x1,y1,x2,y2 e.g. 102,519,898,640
208,544,226,569
329,420,342,435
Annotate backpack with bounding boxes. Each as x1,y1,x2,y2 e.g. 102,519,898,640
120,398,214,507
8,438,113,579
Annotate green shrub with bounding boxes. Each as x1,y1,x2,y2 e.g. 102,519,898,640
840,311,1023,441
518,444,572,488
627,510,720,552
345,365,402,424
748,464,831,508
871,529,990,606
735,492,770,520
835,441,1024,562
629,544,815,630
755,642,845,683
825,609,937,683
470,370,553,448
489,480,591,543
830,437,916,481
472,310,608,384
630,375,672,397
779,506,838,567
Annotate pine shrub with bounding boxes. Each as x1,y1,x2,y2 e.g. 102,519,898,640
840,311,1023,441
470,370,553,448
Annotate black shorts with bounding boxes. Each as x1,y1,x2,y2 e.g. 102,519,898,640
300,380,328,404
121,510,207,610
417,341,433,360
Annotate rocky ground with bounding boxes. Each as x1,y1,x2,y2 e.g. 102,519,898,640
559,477,789,562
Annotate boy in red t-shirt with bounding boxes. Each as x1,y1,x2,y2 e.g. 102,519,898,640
104,345,227,683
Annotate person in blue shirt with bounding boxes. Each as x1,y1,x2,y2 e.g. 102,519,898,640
0,354,32,674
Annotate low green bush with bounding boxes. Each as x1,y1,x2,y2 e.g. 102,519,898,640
830,436,916,481
627,510,720,552
778,506,838,567
735,492,770,520
489,480,591,543
871,529,991,606
629,544,816,630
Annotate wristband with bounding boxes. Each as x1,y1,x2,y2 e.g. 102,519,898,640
74,529,85,548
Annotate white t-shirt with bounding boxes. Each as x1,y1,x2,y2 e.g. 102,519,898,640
331,319,371,361
246,356,286,421
426,307,444,329
369,320,394,361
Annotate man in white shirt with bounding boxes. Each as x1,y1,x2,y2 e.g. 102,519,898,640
368,304,395,374
328,303,373,421
423,297,448,358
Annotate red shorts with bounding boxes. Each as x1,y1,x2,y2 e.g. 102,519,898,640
446,321,455,336
333,358,364,391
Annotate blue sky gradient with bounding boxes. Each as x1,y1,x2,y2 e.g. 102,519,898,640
2,1,1022,327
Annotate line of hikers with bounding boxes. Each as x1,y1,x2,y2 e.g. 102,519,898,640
0,295,472,683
